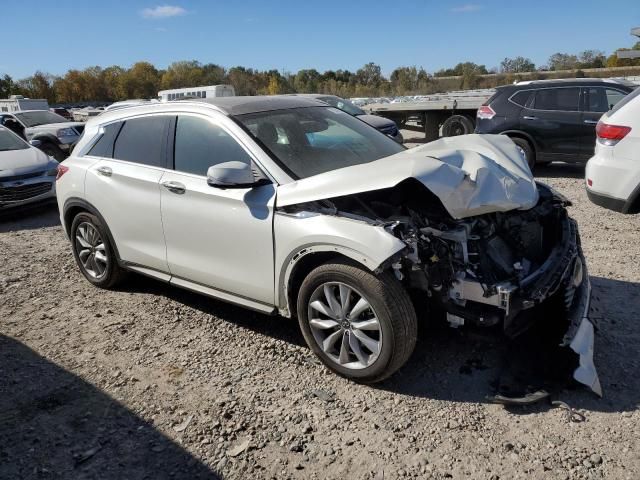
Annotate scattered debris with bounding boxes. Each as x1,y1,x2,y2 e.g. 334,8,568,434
173,414,194,433
227,439,249,457
310,389,335,402
73,445,102,465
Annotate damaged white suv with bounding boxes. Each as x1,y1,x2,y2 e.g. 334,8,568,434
56,97,599,393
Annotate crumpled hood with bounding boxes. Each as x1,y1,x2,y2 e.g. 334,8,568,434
0,146,52,176
276,134,539,219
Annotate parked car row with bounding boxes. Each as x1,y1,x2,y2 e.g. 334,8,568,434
0,110,84,160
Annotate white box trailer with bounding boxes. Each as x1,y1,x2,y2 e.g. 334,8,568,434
0,95,49,113
158,84,235,102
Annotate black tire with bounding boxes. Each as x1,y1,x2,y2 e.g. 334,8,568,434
39,141,66,162
510,137,536,171
70,212,126,289
441,115,475,137
297,261,417,383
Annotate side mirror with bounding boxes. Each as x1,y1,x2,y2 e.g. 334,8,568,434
207,161,266,188
29,139,42,147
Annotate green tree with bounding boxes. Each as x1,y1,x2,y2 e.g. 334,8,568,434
500,56,536,73
548,53,578,71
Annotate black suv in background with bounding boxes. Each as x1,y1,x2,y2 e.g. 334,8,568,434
475,78,636,169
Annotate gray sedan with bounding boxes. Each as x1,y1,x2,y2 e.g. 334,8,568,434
0,127,58,210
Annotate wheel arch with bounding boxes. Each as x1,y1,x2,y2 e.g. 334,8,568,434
277,245,397,318
63,197,122,264
500,130,538,154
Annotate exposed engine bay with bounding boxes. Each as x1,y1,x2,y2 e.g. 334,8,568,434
279,179,600,397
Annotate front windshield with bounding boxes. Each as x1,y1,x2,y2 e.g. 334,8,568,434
0,128,29,152
14,111,69,127
237,106,404,179
317,96,366,116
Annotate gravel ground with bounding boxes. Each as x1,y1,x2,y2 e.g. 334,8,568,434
1,132,639,479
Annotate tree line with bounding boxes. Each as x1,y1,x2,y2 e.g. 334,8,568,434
1,44,639,104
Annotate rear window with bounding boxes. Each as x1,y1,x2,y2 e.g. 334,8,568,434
509,90,531,107
113,116,169,167
533,88,580,111
609,86,640,115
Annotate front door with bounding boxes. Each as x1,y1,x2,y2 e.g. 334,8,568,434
160,113,276,305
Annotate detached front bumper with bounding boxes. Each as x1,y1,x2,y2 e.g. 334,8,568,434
562,264,601,396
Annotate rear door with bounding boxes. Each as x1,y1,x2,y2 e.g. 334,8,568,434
84,115,171,273
519,87,582,161
581,86,630,158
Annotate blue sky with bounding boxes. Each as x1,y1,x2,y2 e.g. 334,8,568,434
1,0,639,78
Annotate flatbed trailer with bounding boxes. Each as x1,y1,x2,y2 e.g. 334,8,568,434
362,90,494,141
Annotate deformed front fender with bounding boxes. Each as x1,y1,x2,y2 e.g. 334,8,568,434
274,211,407,316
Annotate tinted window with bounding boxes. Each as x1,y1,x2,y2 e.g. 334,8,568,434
88,122,123,158
174,116,253,176
610,86,640,114
510,90,531,107
113,116,168,167
533,88,580,111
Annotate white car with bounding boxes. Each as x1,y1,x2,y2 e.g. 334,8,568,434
586,86,640,213
0,126,59,210
55,97,598,393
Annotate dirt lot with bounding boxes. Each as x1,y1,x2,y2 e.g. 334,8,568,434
1,134,639,479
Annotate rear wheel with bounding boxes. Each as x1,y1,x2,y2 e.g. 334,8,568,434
441,115,475,137
70,212,126,288
510,137,536,171
297,261,417,383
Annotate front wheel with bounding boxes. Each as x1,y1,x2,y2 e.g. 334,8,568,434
297,261,417,383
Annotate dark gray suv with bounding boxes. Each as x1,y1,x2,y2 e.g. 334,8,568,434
475,78,636,169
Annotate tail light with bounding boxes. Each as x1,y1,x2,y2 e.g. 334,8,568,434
477,105,496,120
596,121,631,146
56,164,69,181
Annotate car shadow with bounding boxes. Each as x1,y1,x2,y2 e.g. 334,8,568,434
0,335,221,479
0,201,61,233
119,273,639,414
535,162,585,179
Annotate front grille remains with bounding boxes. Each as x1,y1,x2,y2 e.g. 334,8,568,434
0,182,52,202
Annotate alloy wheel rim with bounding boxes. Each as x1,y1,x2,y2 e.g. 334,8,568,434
307,282,382,370
75,222,108,279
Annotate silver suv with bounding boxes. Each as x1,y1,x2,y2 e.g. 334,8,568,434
0,110,84,161
55,96,598,391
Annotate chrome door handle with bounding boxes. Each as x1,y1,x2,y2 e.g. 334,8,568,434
583,119,598,125
96,166,112,177
523,115,538,120
161,181,186,194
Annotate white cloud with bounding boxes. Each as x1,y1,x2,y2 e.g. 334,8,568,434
451,4,482,13
141,5,187,19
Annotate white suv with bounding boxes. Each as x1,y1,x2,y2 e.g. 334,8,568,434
56,97,598,392
586,86,640,213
